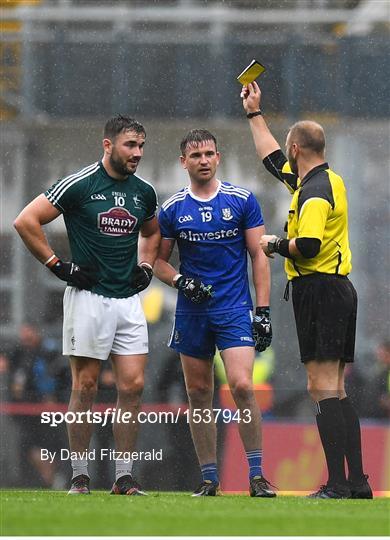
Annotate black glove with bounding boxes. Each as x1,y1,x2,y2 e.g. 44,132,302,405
130,263,153,294
175,275,213,304
50,260,98,290
252,306,272,352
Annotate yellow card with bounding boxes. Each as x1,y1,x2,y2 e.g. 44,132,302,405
237,59,266,85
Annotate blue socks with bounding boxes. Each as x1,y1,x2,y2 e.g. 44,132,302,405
201,463,219,484
246,449,263,479
201,452,263,483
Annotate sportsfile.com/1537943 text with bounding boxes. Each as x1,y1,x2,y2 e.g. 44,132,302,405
40,407,252,427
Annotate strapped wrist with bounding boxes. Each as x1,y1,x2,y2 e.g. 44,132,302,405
172,273,183,288
256,306,270,317
44,255,60,268
139,261,153,271
138,261,153,274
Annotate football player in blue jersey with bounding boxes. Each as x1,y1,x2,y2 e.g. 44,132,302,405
154,129,275,497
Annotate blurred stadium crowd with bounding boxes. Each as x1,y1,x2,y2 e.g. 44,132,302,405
0,316,389,488
0,0,389,489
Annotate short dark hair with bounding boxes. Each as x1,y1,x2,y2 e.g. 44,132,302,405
103,115,146,141
180,129,217,155
288,121,325,154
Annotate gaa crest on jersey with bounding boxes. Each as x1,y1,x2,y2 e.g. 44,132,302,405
98,207,138,236
222,208,233,221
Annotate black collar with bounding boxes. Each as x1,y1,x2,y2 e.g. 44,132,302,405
301,162,329,185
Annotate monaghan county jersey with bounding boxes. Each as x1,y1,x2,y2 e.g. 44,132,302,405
45,161,157,298
158,180,264,314
263,149,352,280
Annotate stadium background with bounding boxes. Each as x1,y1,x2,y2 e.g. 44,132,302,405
0,0,389,494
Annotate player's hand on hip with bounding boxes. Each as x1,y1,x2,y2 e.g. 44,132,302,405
241,81,261,113
174,275,213,304
252,306,272,352
130,262,153,294
50,260,98,289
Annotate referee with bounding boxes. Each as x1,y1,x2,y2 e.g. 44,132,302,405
241,81,372,499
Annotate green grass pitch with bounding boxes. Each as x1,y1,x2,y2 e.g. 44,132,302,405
1,491,389,536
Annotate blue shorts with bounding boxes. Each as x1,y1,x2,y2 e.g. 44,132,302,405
168,310,254,360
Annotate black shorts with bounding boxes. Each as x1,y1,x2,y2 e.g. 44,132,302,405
292,273,357,363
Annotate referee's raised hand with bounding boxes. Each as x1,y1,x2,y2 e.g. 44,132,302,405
241,81,262,114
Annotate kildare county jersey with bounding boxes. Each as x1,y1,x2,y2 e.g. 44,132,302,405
159,180,264,314
45,161,157,298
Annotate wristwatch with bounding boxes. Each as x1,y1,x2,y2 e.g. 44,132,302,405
246,110,262,119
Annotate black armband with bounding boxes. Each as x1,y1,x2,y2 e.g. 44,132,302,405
295,237,321,259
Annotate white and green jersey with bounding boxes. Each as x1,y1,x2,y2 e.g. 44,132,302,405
45,161,157,298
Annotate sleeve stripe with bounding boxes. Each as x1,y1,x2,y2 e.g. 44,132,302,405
48,162,99,199
47,162,99,203
161,191,188,210
45,193,65,212
161,188,188,207
220,188,248,201
221,183,250,197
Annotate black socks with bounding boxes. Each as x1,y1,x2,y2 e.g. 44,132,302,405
316,397,347,486
340,396,364,482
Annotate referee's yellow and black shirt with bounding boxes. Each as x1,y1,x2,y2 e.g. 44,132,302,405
263,149,352,281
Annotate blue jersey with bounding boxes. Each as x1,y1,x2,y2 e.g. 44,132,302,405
158,180,264,314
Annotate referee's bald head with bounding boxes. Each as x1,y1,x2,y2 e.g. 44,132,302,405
287,121,325,156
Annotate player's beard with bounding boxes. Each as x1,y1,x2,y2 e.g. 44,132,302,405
109,149,138,177
288,153,298,176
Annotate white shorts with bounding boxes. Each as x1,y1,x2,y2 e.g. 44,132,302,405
63,287,148,360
